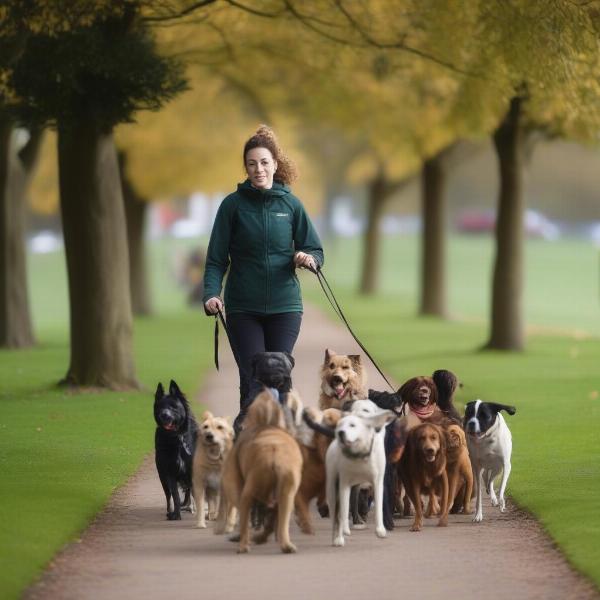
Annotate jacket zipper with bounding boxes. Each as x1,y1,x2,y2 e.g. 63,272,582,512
264,193,270,313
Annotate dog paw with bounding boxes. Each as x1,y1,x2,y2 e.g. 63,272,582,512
196,522,207,529
281,543,297,554
237,545,250,554
499,501,506,512
332,536,345,547
375,527,387,538
228,533,241,543
437,519,448,527
352,522,367,530
166,512,181,521
490,498,499,507
409,525,421,532
472,513,483,523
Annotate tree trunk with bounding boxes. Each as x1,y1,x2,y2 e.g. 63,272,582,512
419,152,448,317
57,121,139,389
485,96,525,351
360,170,388,295
0,119,41,348
119,152,152,316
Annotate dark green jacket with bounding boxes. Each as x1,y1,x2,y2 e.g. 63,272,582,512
202,180,324,315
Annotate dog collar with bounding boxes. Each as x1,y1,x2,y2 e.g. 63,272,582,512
470,415,501,440
411,403,435,420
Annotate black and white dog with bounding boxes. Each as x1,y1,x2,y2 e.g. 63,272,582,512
464,400,516,522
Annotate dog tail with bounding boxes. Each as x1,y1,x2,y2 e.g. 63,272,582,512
302,409,335,439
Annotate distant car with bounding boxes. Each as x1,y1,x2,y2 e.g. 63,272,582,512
28,230,63,254
456,209,560,240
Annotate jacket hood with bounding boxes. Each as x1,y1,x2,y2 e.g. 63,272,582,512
237,179,290,199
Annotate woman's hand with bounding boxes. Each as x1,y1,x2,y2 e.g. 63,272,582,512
294,251,317,271
204,297,224,314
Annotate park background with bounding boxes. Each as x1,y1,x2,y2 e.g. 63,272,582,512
1,2,599,598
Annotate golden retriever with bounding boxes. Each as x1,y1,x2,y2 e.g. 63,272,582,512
319,349,367,410
192,411,234,528
400,422,449,531
215,389,303,553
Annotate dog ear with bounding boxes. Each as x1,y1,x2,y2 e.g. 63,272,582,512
366,409,396,432
155,382,164,402
283,351,295,370
201,411,213,421
324,348,336,363
489,403,516,416
349,355,362,368
169,379,182,397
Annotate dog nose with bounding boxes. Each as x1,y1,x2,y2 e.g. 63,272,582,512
331,375,343,385
206,432,214,441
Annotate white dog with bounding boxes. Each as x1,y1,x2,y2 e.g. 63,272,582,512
325,401,395,546
464,399,516,522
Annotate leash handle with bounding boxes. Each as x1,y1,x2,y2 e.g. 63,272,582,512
312,266,396,392
214,308,241,370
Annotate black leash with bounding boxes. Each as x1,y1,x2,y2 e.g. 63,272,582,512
309,265,396,392
214,308,240,370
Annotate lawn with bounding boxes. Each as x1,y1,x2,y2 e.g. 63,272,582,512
0,238,215,600
1,233,598,597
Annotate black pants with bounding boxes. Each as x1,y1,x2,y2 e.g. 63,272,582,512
226,311,302,428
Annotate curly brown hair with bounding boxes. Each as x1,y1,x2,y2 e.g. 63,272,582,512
243,124,298,185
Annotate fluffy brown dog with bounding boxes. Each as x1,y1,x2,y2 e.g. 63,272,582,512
192,411,234,528
319,349,367,410
400,422,449,531
445,423,473,514
215,389,303,553
295,407,341,534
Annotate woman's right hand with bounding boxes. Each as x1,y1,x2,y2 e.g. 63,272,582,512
204,297,224,314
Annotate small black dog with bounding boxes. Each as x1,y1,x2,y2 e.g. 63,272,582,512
154,380,198,520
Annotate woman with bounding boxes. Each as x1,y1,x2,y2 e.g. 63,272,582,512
203,125,324,432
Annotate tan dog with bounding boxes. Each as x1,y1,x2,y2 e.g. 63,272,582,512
319,349,367,410
445,423,473,514
192,411,234,528
400,422,449,531
215,390,303,553
295,407,341,534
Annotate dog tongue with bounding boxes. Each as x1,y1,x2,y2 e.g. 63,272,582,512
335,385,345,397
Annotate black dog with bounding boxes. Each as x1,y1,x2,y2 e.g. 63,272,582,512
154,380,198,520
251,351,295,393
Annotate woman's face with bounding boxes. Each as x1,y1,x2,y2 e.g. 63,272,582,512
245,147,277,189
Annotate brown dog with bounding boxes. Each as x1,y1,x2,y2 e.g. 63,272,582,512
319,349,367,410
192,411,234,528
215,389,303,553
445,423,473,514
400,422,449,531
295,407,341,534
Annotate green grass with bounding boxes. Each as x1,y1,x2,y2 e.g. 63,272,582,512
0,239,215,600
303,234,600,587
1,233,599,596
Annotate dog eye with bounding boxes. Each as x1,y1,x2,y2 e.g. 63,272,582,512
217,425,224,430
329,363,335,369
343,365,349,369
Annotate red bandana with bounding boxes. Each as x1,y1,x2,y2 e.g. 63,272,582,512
410,404,435,420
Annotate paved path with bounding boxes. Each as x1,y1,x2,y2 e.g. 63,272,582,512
25,304,598,600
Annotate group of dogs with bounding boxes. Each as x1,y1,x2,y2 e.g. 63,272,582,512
153,350,516,553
